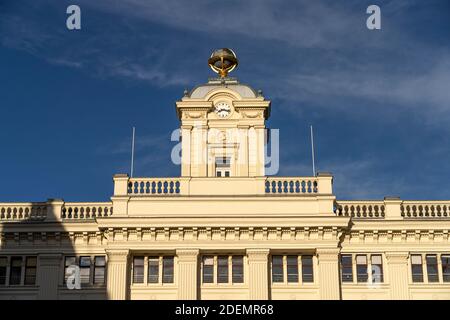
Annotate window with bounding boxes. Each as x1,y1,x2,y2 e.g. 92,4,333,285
162,256,174,283
202,256,214,283
232,256,244,283
10,257,22,285
341,255,353,282
215,157,231,177
371,255,383,283
272,256,283,283
0,257,7,285
356,255,368,283
301,256,314,283
133,256,144,284
24,257,37,285
425,255,439,283
93,256,106,284
64,256,76,284
442,255,450,282
287,256,299,283
148,257,159,284
217,256,229,283
411,255,423,283
79,256,91,285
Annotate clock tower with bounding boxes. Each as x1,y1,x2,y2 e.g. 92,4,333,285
176,48,271,178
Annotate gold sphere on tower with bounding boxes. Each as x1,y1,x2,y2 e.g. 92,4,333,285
208,48,238,78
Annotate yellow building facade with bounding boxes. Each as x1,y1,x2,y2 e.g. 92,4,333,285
0,50,449,300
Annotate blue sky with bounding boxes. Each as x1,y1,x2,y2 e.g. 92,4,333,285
0,0,449,202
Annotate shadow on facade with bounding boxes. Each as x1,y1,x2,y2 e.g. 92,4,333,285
0,199,107,300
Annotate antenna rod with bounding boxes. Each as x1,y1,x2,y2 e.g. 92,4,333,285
131,126,135,178
310,125,316,176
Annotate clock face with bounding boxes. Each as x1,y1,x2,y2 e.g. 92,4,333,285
214,102,231,118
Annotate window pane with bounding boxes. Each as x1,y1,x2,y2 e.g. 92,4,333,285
65,256,76,266
356,255,368,283
287,256,298,283
148,257,159,284
301,256,314,283
272,256,283,283
217,256,229,283
0,257,7,285
203,256,214,283
426,255,439,283
64,256,76,284
79,256,91,267
162,256,174,283
95,256,105,266
411,255,423,283
79,256,91,284
94,256,105,284
10,257,22,285
442,255,450,282
232,256,243,283
25,257,37,285
133,257,144,284
371,255,383,283
341,255,353,283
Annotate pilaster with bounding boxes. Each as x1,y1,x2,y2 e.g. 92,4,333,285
176,249,199,300
385,252,410,299
37,254,62,300
317,248,341,300
106,249,130,300
247,248,270,300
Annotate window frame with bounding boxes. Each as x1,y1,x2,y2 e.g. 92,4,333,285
9,256,23,286
24,256,37,286
356,255,368,283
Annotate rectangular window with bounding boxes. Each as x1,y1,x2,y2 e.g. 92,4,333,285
133,256,144,284
411,255,423,283
24,257,37,285
356,255,368,283
442,255,450,282
341,255,353,282
272,255,283,283
64,256,76,284
301,255,314,283
203,256,214,283
162,256,174,283
215,157,231,177
0,257,7,285
148,257,159,284
217,256,229,283
232,256,244,283
426,255,439,283
10,257,22,285
93,256,106,285
79,256,91,285
371,255,383,283
287,256,299,283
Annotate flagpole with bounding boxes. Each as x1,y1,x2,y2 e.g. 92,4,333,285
310,125,316,176
131,126,135,178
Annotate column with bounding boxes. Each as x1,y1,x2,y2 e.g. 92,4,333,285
247,249,270,300
385,252,410,299
37,254,62,300
255,125,265,176
237,125,249,176
248,127,257,176
181,125,192,177
317,248,341,300
176,249,199,300
106,250,129,300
